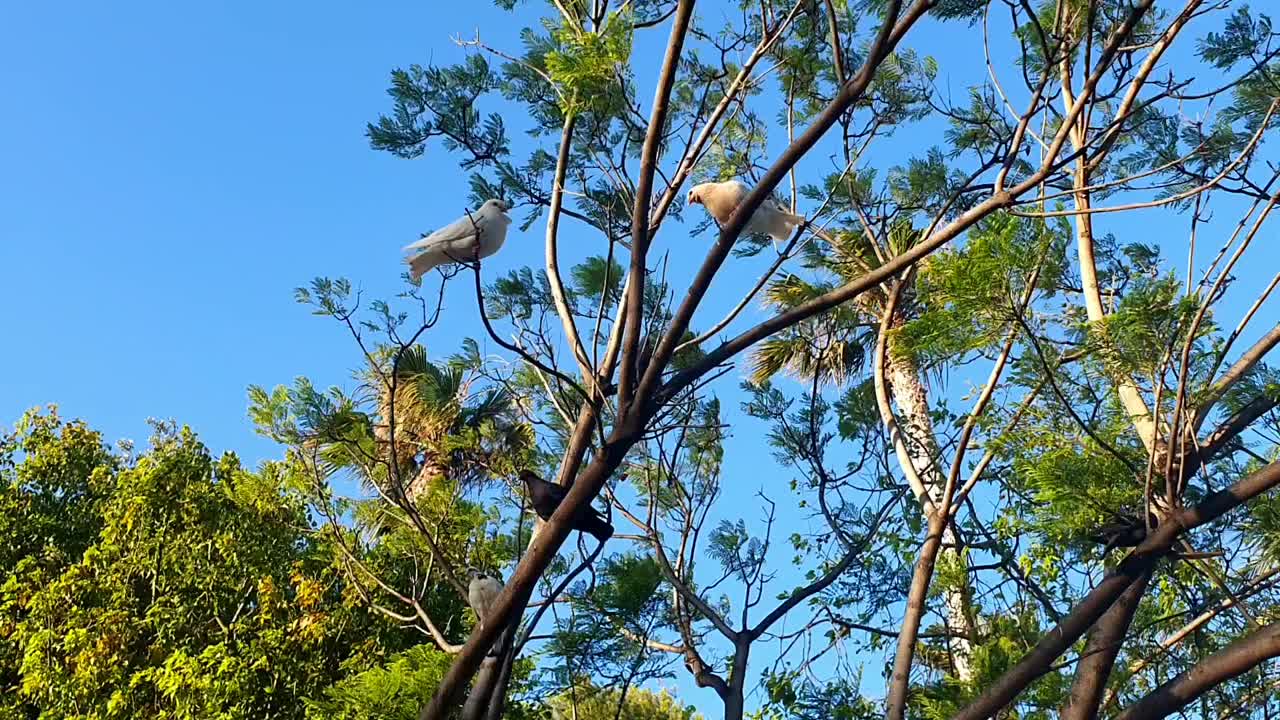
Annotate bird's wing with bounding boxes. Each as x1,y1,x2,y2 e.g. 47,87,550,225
541,480,568,503
703,183,746,223
403,212,484,252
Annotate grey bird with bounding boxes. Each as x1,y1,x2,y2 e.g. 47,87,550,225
467,569,503,625
467,569,507,657
403,199,512,281
519,469,614,542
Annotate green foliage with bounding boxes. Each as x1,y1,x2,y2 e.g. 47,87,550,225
571,255,626,310
760,671,880,720
752,275,871,385
896,212,1068,367
368,58,507,163
1198,8,1276,70
0,408,115,574
545,11,634,113
304,645,452,720
0,410,418,719
547,683,704,720
1090,273,1202,377
915,613,1065,720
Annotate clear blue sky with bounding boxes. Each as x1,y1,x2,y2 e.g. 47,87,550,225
3,1,1276,714
0,2,545,462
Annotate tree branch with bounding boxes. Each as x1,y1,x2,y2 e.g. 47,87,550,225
618,0,697,410
1115,621,1280,720
949,460,1280,720
1059,570,1153,720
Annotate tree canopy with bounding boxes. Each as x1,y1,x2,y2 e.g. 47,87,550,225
8,0,1280,719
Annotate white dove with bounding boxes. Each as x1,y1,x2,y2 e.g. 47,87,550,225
687,180,806,242
467,569,503,625
403,199,512,281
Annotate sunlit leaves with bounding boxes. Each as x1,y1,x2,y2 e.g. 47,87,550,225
571,255,625,310
896,212,1067,367
545,10,634,113
1198,7,1276,69
0,415,413,719
367,58,507,163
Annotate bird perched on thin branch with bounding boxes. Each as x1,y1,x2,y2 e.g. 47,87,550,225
467,569,506,657
467,569,503,625
403,199,512,281
687,179,807,242
519,469,614,542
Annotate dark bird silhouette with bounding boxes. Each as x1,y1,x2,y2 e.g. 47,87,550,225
519,470,614,542
1088,512,1154,554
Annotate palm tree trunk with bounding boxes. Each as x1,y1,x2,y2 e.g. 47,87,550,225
883,340,976,681
406,457,442,502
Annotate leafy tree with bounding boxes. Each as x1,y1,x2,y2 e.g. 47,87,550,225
548,683,704,720
0,409,422,719
261,0,1280,719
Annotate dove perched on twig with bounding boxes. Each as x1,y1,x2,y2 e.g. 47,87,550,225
403,199,512,281
687,179,807,242
519,470,614,543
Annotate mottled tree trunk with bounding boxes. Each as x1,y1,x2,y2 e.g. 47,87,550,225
884,338,976,680
406,457,442,502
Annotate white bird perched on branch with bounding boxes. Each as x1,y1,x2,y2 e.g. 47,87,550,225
467,569,503,625
687,179,807,242
403,199,512,281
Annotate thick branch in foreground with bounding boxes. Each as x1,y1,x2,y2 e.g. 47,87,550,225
950,461,1280,720
1114,621,1280,720
1059,570,1154,720
419,4,932,717
618,0,697,410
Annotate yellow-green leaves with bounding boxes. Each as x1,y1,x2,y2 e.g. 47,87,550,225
544,10,633,113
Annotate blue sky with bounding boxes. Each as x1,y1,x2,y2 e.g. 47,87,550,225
4,0,1277,714
1,1,538,460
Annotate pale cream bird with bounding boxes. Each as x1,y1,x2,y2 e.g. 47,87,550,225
686,179,807,242
467,569,503,625
403,199,512,281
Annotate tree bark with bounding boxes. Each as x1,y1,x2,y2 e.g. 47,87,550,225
723,641,752,720
459,657,502,720
1115,621,1280,720
884,336,976,680
886,512,949,720
482,639,518,720
1059,570,1153,720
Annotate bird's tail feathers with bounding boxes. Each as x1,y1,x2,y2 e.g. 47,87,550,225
583,512,614,543
406,248,447,281
590,520,614,543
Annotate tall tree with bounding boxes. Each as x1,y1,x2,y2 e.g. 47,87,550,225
269,0,1280,718
0,409,425,719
